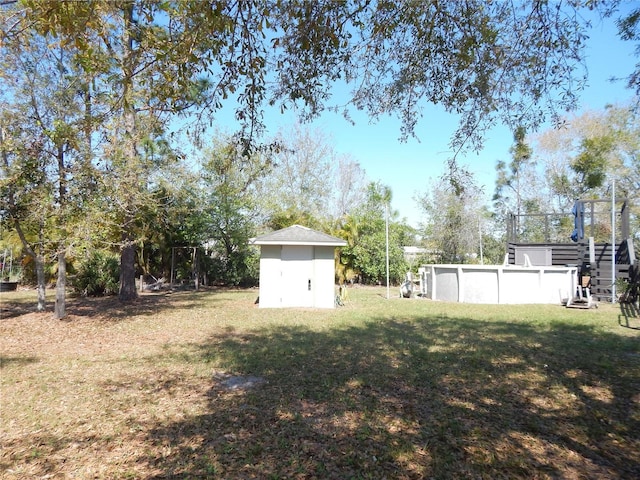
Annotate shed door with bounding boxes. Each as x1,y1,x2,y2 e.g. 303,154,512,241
281,245,314,307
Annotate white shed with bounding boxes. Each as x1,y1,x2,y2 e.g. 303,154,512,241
252,225,347,308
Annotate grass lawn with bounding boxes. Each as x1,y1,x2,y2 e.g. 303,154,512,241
1,286,638,479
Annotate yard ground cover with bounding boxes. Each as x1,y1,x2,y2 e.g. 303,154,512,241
1,287,638,479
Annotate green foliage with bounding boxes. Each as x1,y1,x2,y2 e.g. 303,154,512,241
419,165,484,264
136,175,206,280
617,7,640,95
493,126,536,220
267,207,321,231
345,226,408,285
572,135,614,191
479,231,505,265
13,0,619,150
209,249,259,288
72,251,120,296
198,138,266,287
335,182,411,285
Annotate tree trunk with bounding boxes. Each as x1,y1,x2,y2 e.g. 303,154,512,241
117,3,138,303
55,250,66,319
119,240,138,301
2,124,46,312
9,218,47,312
35,225,48,311
35,253,46,312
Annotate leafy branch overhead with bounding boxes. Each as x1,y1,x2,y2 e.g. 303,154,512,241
4,0,632,152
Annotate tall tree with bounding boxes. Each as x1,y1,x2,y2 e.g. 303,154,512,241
9,1,228,300
533,104,640,242
332,154,368,219
0,23,95,316
493,126,544,241
0,117,50,311
336,182,412,285
494,127,536,217
266,124,334,223
534,105,636,200
4,0,634,302
199,136,270,286
418,163,484,264
261,123,369,227
132,131,195,281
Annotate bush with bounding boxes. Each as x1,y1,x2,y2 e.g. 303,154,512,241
72,251,120,296
205,249,259,287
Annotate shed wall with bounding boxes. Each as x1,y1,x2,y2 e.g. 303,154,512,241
258,245,337,308
280,245,314,307
312,246,337,308
258,245,282,308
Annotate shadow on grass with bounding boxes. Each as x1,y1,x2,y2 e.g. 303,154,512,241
143,314,640,479
0,289,217,321
64,291,215,322
0,298,37,319
0,355,39,368
619,301,640,329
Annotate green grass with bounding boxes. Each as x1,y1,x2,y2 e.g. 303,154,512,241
1,287,638,479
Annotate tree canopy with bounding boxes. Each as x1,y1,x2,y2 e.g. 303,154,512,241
417,163,485,264
3,1,627,148
2,0,638,308
530,103,640,242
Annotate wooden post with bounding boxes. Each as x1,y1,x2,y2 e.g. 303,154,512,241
170,247,175,287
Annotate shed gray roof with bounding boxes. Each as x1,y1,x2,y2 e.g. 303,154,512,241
251,225,347,246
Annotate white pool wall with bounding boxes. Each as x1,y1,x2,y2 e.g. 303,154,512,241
423,262,577,305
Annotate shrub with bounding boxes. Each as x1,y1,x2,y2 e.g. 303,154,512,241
72,251,120,296
205,249,259,287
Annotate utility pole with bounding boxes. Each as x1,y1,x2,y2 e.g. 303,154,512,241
611,179,616,303
385,202,390,300
478,218,484,265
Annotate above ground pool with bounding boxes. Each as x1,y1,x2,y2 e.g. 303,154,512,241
421,257,578,304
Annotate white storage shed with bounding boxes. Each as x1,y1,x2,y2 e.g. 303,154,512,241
252,225,347,308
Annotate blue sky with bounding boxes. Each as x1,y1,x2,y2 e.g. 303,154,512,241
214,8,638,228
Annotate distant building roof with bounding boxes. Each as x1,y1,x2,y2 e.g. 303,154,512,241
251,225,347,246
403,246,428,255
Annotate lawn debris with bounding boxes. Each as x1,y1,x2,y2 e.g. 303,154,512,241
212,370,268,391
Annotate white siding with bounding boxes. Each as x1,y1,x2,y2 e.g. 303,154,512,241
313,246,337,308
258,244,338,309
280,246,314,307
258,245,281,308
426,264,577,304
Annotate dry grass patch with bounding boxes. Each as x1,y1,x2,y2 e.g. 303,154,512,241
1,287,638,479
